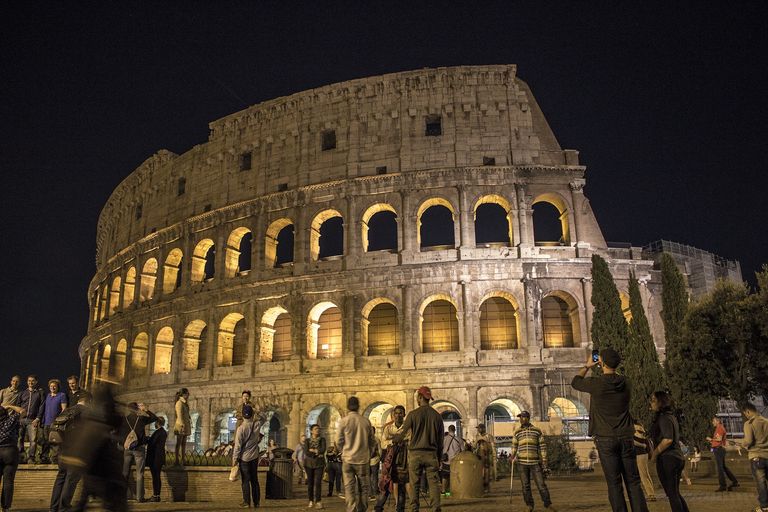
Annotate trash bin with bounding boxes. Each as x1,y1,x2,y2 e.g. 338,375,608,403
450,451,484,498
266,447,294,499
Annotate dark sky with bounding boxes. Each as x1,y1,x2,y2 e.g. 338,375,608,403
1,2,766,383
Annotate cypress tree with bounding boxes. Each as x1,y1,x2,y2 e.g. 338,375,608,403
660,252,689,404
590,254,629,357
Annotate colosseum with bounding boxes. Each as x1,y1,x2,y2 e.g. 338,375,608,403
80,65,666,454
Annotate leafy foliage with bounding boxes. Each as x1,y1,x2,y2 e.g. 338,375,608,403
590,254,629,358
544,435,579,473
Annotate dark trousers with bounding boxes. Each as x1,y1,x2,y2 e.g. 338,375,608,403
656,454,689,512
595,436,649,512
149,463,162,496
306,465,324,502
375,480,406,512
50,461,83,512
713,446,738,489
0,446,19,510
518,463,552,508
41,425,60,463
239,459,260,506
327,461,342,495
751,458,768,508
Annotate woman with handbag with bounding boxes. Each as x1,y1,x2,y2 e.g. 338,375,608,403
649,391,690,512
233,405,263,508
173,388,191,466
304,424,327,509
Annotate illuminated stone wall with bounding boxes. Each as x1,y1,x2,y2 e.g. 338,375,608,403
81,66,665,451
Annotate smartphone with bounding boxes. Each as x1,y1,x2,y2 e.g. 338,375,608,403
591,350,600,363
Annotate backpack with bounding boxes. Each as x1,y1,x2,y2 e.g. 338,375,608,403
123,416,141,451
48,407,78,445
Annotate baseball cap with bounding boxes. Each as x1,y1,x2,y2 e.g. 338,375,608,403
600,347,622,369
416,386,433,400
517,410,531,418
242,405,254,419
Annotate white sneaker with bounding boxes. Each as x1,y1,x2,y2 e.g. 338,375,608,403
315,502,324,509
308,501,314,508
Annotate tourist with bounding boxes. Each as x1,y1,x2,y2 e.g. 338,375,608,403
369,426,381,499
49,390,89,512
65,375,82,408
305,423,327,509
441,424,463,494
294,434,307,484
740,402,768,511
689,446,701,473
0,376,21,407
633,419,656,501
571,348,648,512
325,442,343,498
0,403,24,512
374,405,407,512
41,379,68,463
337,396,376,512
119,401,157,502
233,405,263,508
393,386,444,512
235,390,254,431
678,441,692,485
267,438,278,461
173,388,191,466
510,410,555,511
588,445,598,470
648,391,689,512
147,416,168,502
707,416,739,492
475,423,496,488
17,375,45,463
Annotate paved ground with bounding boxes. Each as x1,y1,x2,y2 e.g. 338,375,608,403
11,472,761,511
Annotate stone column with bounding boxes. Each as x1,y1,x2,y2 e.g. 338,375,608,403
206,308,217,378
400,284,415,369
515,183,533,250
246,299,257,378
399,190,415,263
580,277,593,347
523,274,542,363
287,398,302,450
457,185,474,257
293,198,310,274
344,195,358,269
569,180,585,244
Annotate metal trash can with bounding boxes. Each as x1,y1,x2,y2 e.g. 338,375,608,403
266,447,294,499
450,451,484,498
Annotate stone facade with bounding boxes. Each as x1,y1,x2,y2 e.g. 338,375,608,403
80,65,665,451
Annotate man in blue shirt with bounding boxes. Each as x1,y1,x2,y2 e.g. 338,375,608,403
17,375,45,463
41,379,67,464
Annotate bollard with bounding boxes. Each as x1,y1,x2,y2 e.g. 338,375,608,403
450,451,484,498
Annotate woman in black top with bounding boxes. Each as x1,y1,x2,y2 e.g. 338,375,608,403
649,391,689,512
304,424,327,508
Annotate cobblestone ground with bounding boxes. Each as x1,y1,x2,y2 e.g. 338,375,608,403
12,472,760,511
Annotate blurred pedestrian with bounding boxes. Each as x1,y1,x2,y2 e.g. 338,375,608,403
369,426,381,500
648,391,689,512
173,388,191,466
707,416,739,491
119,401,157,502
305,423,327,509
147,416,168,502
232,405,263,508
325,442,343,498
338,396,375,512
740,402,768,511
0,403,24,512
49,391,89,512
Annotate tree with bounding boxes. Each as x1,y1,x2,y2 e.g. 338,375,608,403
623,271,666,428
590,254,629,359
660,253,688,402
748,265,768,401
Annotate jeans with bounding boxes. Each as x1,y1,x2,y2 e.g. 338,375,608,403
239,459,259,506
595,436,648,512
149,463,162,497
713,446,738,489
327,461,342,495
407,450,441,512
306,465,324,503
50,461,82,511
518,463,552,508
374,478,406,512
122,446,146,501
370,463,379,494
0,446,19,510
656,454,689,512
751,458,768,508
18,419,38,462
342,462,370,512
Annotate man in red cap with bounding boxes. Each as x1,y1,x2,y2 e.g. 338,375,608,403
394,386,444,512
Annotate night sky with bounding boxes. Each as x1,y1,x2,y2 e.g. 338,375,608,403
2,2,766,383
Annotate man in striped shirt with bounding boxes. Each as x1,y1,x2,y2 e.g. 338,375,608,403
510,411,555,512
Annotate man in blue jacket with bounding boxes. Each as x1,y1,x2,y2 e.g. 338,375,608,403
17,375,45,463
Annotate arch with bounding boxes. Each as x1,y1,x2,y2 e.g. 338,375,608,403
114,339,127,380
108,276,121,315
100,344,112,380
532,192,571,246
217,313,247,366
162,248,184,295
541,291,581,348
619,291,632,323
361,203,398,252
225,227,253,278
474,194,513,247
183,319,207,370
432,400,464,439
310,209,344,260
364,401,395,429
479,293,520,350
483,398,523,422
265,218,294,268
416,198,456,249
214,409,237,445
419,295,459,353
361,298,399,356
547,397,588,418
260,306,291,362
153,326,174,374
123,266,136,307
139,258,158,302
262,407,289,447
191,239,215,283
306,302,342,359
305,404,341,442
131,332,149,376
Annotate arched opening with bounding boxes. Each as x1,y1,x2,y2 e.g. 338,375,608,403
532,194,571,246
109,277,121,315
123,267,136,307
214,410,237,445
306,302,342,359
261,409,288,448
420,297,459,353
260,307,292,362
479,294,519,350
225,227,252,278
305,404,341,441
541,292,581,348
100,344,111,380
162,248,183,295
188,413,203,452
191,239,216,283
139,259,158,302
417,199,455,250
311,210,344,260
484,398,522,423
265,218,294,268
153,326,174,375
433,401,464,440
362,299,399,356
548,396,589,439
619,291,632,323
474,195,513,247
364,402,395,430
114,339,127,380
183,320,207,370
217,313,247,367
361,204,398,252
131,332,149,377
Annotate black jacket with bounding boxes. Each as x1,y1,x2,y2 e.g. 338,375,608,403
571,374,633,438
147,427,168,467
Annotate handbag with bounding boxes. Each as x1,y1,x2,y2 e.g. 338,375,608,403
229,465,240,482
